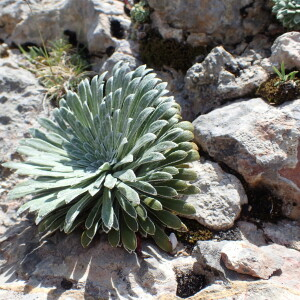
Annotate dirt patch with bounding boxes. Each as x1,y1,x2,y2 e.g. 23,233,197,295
256,75,300,105
175,269,206,298
139,30,207,72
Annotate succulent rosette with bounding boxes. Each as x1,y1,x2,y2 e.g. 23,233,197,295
3,63,199,252
272,0,300,30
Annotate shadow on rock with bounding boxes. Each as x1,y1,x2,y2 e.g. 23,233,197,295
0,216,142,299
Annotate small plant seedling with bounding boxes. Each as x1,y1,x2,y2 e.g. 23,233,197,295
272,61,299,87
19,39,91,104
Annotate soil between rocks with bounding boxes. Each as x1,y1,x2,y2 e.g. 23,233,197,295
256,75,300,105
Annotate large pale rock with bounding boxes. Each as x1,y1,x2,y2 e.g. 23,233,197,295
263,220,300,251
266,244,300,291
0,0,130,55
185,46,268,116
0,215,181,300
183,160,247,230
0,53,45,164
148,0,271,47
98,40,141,77
0,53,45,244
238,221,266,247
192,240,254,283
192,240,300,299
221,241,283,279
263,32,300,71
161,281,300,300
0,0,30,41
193,98,300,219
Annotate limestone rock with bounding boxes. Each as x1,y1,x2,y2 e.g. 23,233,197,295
192,240,300,298
98,40,142,77
185,46,268,116
263,220,300,251
238,221,266,247
0,0,29,42
147,0,272,47
183,160,247,230
192,240,254,283
0,0,130,55
0,216,180,300
266,244,300,291
264,32,300,71
193,98,300,219
0,53,45,164
221,241,283,279
172,281,300,300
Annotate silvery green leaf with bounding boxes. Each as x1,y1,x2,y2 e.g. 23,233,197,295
117,182,140,205
104,174,118,189
120,215,137,252
38,118,69,140
129,133,156,155
81,231,93,248
147,120,168,134
138,216,155,235
35,197,66,224
116,193,137,218
135,204,147,220
108,228,120,247
101,188,114,231
85,199,102,229
160,179,188,191
155,186,178,197
150,210,182,230
139,172,172,182
113,169,136,182
128,152,165,169
143,197,163,210
85,219,99,239
155,150,187,168
123,212,138,232
20,138,67,156
146,141,178,154
179,185,201,195
128,181,157,195
174,130,194,143
17,193,58,215
101,188,114,230
161,166,179,175
156,197,196,215
174,150,200,165
64,194,91,232
173,168,197,181
113,154,133,169
152,225,172,253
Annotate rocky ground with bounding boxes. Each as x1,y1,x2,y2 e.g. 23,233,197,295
0,0,300,299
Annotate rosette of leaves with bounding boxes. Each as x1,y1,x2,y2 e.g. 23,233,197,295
130,1,150,23
272,0,300,30
3,63,200,253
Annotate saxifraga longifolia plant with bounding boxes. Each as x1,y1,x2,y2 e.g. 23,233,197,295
3,63,200,253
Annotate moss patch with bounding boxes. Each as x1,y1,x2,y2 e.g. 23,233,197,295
139,30,207,72
256,75,300,105
174,218,213,246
